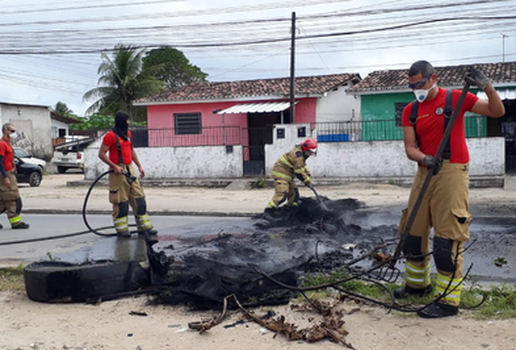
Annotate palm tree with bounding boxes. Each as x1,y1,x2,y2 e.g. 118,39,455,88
54,101,74,115
83,44,163,120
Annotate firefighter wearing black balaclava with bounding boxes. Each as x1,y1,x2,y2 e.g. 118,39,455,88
98,111,157,238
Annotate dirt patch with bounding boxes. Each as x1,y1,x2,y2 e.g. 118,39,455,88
2,291,516,350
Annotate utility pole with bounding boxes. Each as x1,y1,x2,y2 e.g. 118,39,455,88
501,33,508,62
290,12,296,124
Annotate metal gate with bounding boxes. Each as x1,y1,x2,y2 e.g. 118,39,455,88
506,140,516,173
242,126,273,176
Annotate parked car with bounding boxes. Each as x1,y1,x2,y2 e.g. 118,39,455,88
15,157,43,187
51,145,85,173
13,147,47,171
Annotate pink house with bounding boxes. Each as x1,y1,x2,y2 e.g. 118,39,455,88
134,73,361,174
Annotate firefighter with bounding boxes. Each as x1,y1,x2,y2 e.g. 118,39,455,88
396,61,505,318
0,123,29,229
264,138,317,216
98,111,157,238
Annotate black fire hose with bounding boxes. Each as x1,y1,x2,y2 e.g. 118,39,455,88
0,170,119,245
82,169,140,237
390,81,471,266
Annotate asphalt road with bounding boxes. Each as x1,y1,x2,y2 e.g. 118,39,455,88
0,214,255,263
1,212,515,286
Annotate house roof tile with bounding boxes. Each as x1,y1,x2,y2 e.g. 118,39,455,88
51,111,82,124
349,61,516,93
136,73,361,104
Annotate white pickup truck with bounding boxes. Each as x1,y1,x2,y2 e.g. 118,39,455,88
51,146,85,173
51,137,95,174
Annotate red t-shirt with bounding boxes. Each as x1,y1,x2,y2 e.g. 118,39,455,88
0,139,14,171
102,130,133,165
402,87,479,164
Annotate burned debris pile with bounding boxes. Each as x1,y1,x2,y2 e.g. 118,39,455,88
151,196,399,310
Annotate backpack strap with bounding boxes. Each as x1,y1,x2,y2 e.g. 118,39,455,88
409,89,453,159
409,101,419,145
114,133,124,165
442,89,453,160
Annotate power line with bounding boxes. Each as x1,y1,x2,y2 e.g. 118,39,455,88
0,15,514,54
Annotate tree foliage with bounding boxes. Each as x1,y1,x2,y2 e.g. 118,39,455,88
70,114,114,131
54,101,74,116
143,47,208,91
83,44,163,121
70,114,148,131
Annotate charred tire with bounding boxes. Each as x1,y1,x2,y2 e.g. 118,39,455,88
57,166,68,174
29,171,42,187
24,260,149,303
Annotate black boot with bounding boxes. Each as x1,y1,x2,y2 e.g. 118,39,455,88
394,284,433,299
117,230,131,238
12,222,29,229
417,302,459,318
138,228,158,236
263,207,278,220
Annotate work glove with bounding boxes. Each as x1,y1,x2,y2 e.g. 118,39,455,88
421,155,443,175
465,67,490,91
305,179,313,188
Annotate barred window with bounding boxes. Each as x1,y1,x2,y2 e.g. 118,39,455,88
174,113,202,135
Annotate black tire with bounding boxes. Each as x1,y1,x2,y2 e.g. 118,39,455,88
24,260,150,303
57,166,68,174
29,171,42,187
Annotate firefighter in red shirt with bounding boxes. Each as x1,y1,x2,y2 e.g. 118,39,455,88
396,61,505,318
0,123,29,229
98,111,157,238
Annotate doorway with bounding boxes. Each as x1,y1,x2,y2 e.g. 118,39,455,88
243,112,287,176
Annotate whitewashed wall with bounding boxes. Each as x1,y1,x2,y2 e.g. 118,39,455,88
0,104,53,159
83,124,504,180
265,124,505,178
316,84,360,122
84,144,243,180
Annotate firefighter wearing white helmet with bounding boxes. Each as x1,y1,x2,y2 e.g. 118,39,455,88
264,138,317,215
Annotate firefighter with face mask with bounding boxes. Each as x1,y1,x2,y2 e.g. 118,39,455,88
0,123,29,229
98,111,157,238
264,138,317,216
396,60,505,318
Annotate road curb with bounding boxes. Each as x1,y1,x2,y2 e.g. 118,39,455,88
23,209,259,217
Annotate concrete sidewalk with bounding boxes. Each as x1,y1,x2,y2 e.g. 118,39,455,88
16,173,516,218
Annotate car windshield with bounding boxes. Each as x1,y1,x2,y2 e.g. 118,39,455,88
14,148,30,158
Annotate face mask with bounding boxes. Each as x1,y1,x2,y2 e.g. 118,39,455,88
414,83,436,103
10,132,17,140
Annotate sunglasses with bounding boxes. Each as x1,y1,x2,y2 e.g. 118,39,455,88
9,129,15,133
408,75,431,89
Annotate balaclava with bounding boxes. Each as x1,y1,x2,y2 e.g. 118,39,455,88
113,111,130,141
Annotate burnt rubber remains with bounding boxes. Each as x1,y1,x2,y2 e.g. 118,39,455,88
24,239,172,303
151,196,400,309
24,195,516,309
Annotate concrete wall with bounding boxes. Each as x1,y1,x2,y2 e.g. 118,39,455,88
51,119,70,138
0,104,53,160
83,124,504,180
317,83,360,122
265,124,505,178
84,143,244,180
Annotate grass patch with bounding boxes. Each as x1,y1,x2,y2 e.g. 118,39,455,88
301,270,516,319
0,265,25,292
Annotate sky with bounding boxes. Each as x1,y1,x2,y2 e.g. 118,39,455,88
0,0,515,116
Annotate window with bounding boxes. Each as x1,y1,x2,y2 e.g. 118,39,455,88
175,113,202,135
394,102,410,127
